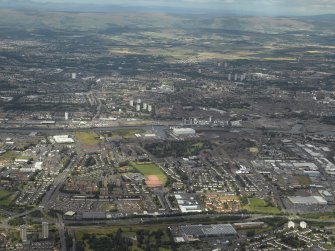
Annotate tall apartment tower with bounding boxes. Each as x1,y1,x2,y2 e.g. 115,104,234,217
42,222,49,239
20,225,27,242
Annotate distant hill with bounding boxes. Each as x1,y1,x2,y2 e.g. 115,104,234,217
0,9,333,34
301,14,335,20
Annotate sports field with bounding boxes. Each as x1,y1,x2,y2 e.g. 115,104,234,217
131,162,167,187
0,190,16,206
75,132,100,146
242,198,280,214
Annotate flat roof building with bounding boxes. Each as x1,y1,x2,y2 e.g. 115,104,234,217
180,224,237,238
172,128,196,136
53,135,74,144
288,196,327,205
175,194,202,213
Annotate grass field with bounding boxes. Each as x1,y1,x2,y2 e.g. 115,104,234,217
302,212,335,220
110,129,145,139
75,132,101,146
0,190,16,206
131,162,167,186
243,198,281,214
263,57,296,61
0,151,19,161
296,176,311,186
99,202,117,212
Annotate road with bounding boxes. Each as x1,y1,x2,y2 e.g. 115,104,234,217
40,156,77,209
57,213,67,251
0,208,15,217
0,124,169,134
65,213,256,226
0,156,76,244
68,229,76,251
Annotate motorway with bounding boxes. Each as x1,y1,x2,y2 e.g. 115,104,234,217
0,124,334,140
57,213,67,251
3,155,77,222
40,156,77,209
64,213,260,226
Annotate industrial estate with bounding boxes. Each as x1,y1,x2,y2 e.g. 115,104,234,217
0,3,335,251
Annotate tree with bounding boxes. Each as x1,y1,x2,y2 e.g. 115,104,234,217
85,156,96,167
246,230,255,237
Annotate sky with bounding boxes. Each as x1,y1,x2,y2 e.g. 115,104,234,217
3,0,335,16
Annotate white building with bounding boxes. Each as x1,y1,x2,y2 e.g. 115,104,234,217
172,128,196,136
15,158,29,164
20,225,27,242
129,100,134,107
53,135,74,144
288,196,327,205
65,112,69,121
71,73,76,79
42,222,49,239
148,105,152,112
136,104,141,112
300,221,307,229
288,221,295,229
34,161,43,170
175,194,202,213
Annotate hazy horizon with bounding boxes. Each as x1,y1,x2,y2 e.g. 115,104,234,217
0,0,335,16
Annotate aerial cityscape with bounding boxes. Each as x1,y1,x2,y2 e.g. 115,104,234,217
0,0,335,250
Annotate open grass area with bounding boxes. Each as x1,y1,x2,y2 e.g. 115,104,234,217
99,202,117,212
145,140,211,158
243,198,281,214
296,176,311,186
0,189,16,207
110,129,145,139
302,212,335,220
75,132,101,146
131,162,167,186
263,57,296,61
0,151,19,161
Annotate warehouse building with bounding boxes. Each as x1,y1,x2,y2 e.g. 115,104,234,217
172,224,237,242
53,135,74,144
172,128,196,137
287,196,327,205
